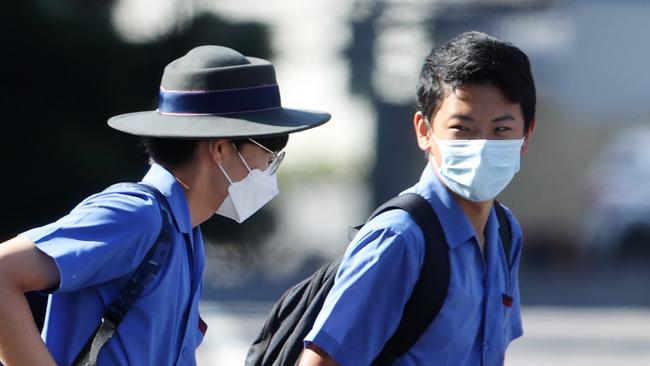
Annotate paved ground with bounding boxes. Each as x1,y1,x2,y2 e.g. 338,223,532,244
506,307,650,366
196,301,650,365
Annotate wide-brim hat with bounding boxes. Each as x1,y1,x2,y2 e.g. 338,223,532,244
108,46,331,138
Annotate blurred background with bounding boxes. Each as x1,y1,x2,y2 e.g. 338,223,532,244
1,0,649,364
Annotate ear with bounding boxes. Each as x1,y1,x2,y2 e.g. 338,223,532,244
521,119,536,155
208,138,232,164
414,111,433,152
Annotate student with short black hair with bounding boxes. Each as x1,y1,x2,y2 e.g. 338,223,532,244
0,45,329,366
300,31,536,366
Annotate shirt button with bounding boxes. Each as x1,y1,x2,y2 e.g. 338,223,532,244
181,348,187,356
483,342,489,350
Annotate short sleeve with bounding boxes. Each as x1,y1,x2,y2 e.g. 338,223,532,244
21,189,163,293
305,210,425,366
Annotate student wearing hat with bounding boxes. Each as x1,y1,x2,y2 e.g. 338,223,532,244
300,31,535,366
0,45,330,366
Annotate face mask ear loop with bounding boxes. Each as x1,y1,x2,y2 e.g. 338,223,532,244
427,126,447,174
237,152,253,172
425,117,440,160
431,147,443,173
218,164,234,185
232,142,253,172
210,140,235,184
424,116,433,132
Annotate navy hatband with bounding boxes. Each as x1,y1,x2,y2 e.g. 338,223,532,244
158,84,281,115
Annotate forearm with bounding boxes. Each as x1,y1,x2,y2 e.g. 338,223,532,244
0,236,59,365
0,281,56,365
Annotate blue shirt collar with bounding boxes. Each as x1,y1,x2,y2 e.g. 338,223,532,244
411,163,477,249
141,163,193,234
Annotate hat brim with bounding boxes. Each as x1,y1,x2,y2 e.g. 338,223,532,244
108,107,331,138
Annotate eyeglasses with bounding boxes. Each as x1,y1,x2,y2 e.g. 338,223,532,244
248,138,285,174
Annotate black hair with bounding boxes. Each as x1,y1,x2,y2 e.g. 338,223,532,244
232,134,289,152
142,138,201,168
142,134,289,168
416,31,536,131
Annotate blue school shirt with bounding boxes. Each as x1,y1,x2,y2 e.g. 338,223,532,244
305,164,524,366
22,164,206,366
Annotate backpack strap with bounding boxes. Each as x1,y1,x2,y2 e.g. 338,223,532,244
72,183,175,366
369,193,449,365
371,197,514,364
494,201,512,269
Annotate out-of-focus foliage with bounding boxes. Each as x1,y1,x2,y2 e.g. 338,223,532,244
0,1,271,240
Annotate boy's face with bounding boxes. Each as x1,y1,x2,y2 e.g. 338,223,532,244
415,83,535,168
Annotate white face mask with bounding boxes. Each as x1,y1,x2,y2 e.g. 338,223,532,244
216,150,279,223
433,136,524,202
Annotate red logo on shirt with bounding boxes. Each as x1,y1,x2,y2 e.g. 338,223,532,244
198,316,208,335
502,294,513,308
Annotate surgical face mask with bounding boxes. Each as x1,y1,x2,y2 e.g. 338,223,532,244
216,150,279,223
433,136,524,202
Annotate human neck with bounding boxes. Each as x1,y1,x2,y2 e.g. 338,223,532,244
429,158,493,248
170,164,224,228
452,193,493,248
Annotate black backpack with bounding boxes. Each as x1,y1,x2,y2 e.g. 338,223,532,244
245,193,512,366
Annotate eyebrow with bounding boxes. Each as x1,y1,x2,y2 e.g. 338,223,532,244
449,114,515,123
491,114,516,123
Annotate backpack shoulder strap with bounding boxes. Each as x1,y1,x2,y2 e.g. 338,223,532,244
72,182,175,366
371,193,450,365
494,201,512,269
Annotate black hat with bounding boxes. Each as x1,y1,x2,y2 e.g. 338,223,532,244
108,46,331,138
